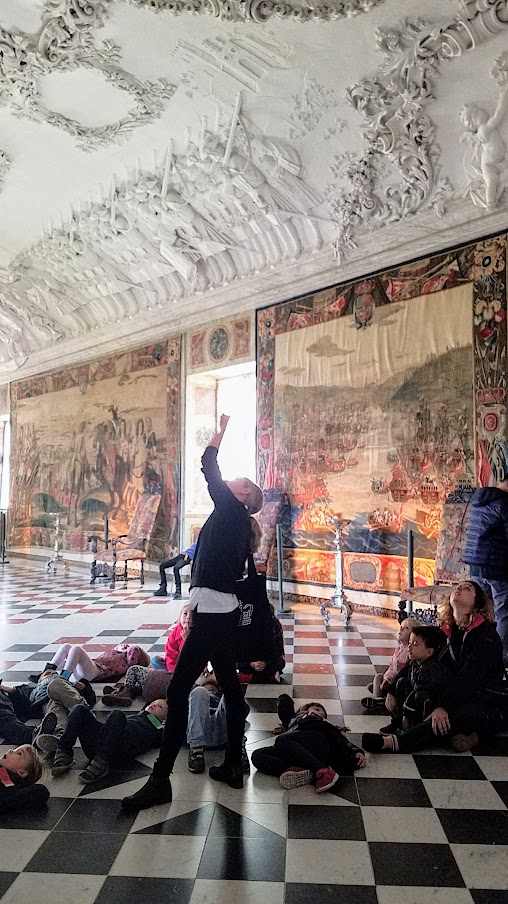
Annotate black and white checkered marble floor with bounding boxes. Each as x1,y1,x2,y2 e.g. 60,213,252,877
1,562,507,904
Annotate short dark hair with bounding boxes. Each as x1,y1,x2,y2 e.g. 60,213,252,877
298,701,328,720
410,624,445,654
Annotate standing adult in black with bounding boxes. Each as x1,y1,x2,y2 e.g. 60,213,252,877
122,415,263,811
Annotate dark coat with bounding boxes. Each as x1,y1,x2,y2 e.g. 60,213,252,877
190,447,252,594
462,487,508,579
436,616,507,714
287,713,363,775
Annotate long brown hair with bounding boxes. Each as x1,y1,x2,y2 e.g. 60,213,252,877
439,580,494,630
249,516,262,554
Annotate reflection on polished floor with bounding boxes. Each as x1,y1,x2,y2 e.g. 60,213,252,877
1,562,507,904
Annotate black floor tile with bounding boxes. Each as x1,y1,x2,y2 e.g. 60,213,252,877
330,776,359,805
0,873,18,899
369,841,465,887
292,686,340,699
149,644,165,653
4,644,46,652
53,797,137,834
246,697,278,713
126,636,161,644
332,655,373,665
0,797,73,831
135,804,215,836
340,700,374,715
471,892,508,904
79,766,152,796
36,614,69,619
0,671,33,682
288,804,365,840
97,630,134,636
414,754,486,780
95,876,194,904
437,809,508,845
336,674,376,687
356,777,431,808
24,829,126,874
286,884,377,904
491,781,508,808
197,834,286,880
208,804,283,839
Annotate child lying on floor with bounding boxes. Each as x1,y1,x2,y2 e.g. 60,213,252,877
30,643,150,685
251,695,365,792
41,699,168,784
0,744,48,813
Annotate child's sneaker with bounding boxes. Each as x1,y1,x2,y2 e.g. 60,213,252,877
279,767,313,790
32,711,58,751
79,756,110,784
315,767,339,792
51,748,75,776
188,747,205,774
361,696,386,711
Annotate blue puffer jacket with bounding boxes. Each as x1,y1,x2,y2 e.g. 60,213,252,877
462,488,508,579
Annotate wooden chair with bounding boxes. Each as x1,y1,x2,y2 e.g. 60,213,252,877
399,487,473,623
89,490,162,590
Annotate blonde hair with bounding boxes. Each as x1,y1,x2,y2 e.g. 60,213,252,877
134,646,151,668
401,617,420,632
19,744,43,785
439,581,495,630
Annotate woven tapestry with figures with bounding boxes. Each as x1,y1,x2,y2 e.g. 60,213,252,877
257,233,507,594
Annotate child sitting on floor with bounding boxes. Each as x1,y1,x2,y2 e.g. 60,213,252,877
363,624,449,752
251,695,366,792
43,699,168,784
0,744,48,813
150,604,190,670
361,617,419,711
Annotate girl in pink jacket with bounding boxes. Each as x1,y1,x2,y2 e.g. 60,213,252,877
362,618,419,709
150,605,190,671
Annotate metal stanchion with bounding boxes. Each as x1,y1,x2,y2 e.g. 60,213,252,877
275,522,291,617
0,510,9,565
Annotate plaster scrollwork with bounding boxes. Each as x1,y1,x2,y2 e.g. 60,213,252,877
0,0,175,151
329,1,508,258
127,0,385,24
0,107,327,370
460,50,508,210
289,78,345,141
0,148,10,185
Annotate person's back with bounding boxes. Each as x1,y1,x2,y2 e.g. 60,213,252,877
463,485,508,578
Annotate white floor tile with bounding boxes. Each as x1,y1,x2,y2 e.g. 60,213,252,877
190,880,285,904
423,779,507,810
0,873,105,904
0,829,50,871
376,888,474,904
451,844,508,889
285,839,374,885
362,806,448,843
109,833,206,878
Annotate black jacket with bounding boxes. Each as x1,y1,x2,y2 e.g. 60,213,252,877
463,487,508,579
436,618,506,714
122,711,165,759
190,447,252,594
400,658,450,718
287,713,363,775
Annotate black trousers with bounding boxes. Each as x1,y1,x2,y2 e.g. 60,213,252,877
154,608,245,778
0,691,34,746
251,730,331,777
159,553,188,592
59,704,133,764
395,697,507,753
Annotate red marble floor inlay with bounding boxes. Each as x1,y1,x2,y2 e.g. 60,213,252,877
55,637,93,644
364,646,397,656
139,624,169,629
7,618,30,624
82,644,115,652
294,631,327,639
328,637,365,647
79,609,106,614
292,686,340,699
293,645,331,655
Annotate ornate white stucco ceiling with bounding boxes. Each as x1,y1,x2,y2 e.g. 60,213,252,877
0,0,507,381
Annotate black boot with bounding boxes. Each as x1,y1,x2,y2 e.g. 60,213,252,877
277,693,296,731
209,760,243,789
121,774,172,811
153,585,168,598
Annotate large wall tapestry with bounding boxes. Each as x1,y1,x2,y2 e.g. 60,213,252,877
257,234,507,594
9,339,182,560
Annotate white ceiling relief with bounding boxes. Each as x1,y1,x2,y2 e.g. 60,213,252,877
0,0,507,381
